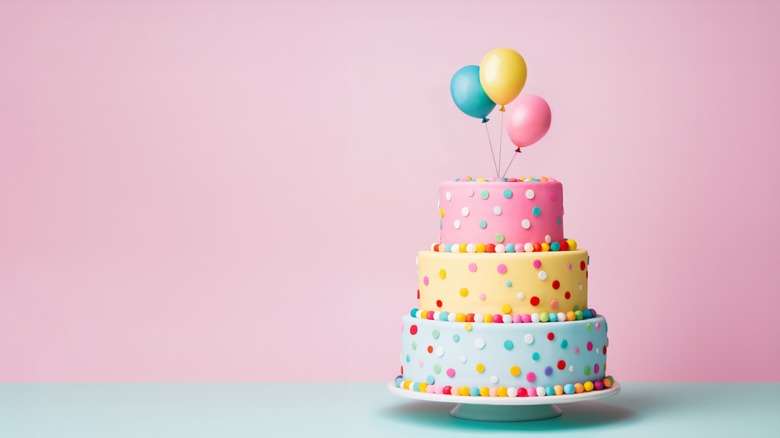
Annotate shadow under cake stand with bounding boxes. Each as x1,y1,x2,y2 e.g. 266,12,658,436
388,381,620,421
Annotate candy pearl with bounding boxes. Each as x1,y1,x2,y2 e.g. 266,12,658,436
512,314,522,323
536,387,547,397
524,243,534,252
584,381,595,392
594,380,604,390
493,314,503,323
531,313,541,323
521,314,532,323
505,243,515,253
507,387,518,397
503,314,513,324
495,244,505,253
474,314,484,323
564,384,575,394
466,244,476,253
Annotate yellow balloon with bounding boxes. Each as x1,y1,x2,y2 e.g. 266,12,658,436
479,48,528,110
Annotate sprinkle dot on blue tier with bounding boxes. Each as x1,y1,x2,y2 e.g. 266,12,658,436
433,364,441,374
533,206,542,216
560,339,568,349
412,342,417,350
545,366,553,376
504,340,514,350
532,352,540,361
453,334,460,342
503,189,513,199
432,329,440,339
405,355,410,362
585,366,592,376
426,375,435,385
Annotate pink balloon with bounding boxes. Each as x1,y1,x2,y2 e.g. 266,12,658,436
505,95,552,148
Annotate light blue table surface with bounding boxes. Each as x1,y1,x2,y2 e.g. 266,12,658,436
1,382,778,437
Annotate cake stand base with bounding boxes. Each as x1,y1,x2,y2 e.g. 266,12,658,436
450,403,561,421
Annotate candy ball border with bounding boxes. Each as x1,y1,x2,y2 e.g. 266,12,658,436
394,375,616,397
432,239,577,254
410,308,599,324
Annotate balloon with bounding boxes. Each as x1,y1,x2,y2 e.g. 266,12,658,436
450,65,496,122
479,48,527,110
505,95,552,148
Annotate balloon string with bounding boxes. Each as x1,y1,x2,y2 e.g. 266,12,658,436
497,111,504,179
484,123,499,177
502,149,521,178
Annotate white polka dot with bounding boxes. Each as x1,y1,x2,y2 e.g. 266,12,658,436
466,243,476,253
526,189,535,199
493,206,502,215
579,284,583,291
461,207,470,217
524,334,534,344
568,365,575,372
507,387,518,397
454,220,461,229
490,375,499,384
538,271,548,280
521,219,531,229
467,189,474,197
545,235,552,243
495,244,505,253
459,355,467,363
596,348,601,354
517,292,525,300
474,338,486,349
445,192,452,201
436,347,444,357
437,200,441,208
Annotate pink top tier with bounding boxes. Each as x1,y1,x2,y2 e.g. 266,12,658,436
439,178,564,246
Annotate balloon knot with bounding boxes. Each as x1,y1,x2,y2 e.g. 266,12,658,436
515,148,522,153
499,106,505,112
481,118,489,123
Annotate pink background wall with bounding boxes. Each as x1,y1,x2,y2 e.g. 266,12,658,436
2,0,779,382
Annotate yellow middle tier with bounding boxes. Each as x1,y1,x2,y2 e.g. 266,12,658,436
417,249,589,316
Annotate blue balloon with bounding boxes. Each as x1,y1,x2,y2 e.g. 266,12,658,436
450,65,496,122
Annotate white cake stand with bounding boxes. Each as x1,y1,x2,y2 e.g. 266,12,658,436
388,381,620,422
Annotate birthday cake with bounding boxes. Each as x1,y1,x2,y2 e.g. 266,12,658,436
394,47,615,398
394,176,615,397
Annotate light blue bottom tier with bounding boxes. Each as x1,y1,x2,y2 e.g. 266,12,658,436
400,314,608,392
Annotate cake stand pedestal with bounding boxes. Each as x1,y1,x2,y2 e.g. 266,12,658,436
388,381,620,422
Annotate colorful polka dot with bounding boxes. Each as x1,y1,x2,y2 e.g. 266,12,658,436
497,264,507,274
526,372,536,383
510,366,521,377
532,352,540,361
547,332,555,341
410,325,418,335
452,334,460,342
476,363,485,373
495,233,505,243
468,263,477,272
533,259,542,269
501,304,512,314
557,360,566,370
532,206,542,216
504,340,514,350
530,296,540,306
480,190,489,200
560,339,569,349
433,364,441,374
439,269,447,279
446,368,455,378
587,341,594,351
545,366,553,376
503,189,513,199
459,287,468,297
432,329,440,339
423,276,429,286
479,220,487,229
